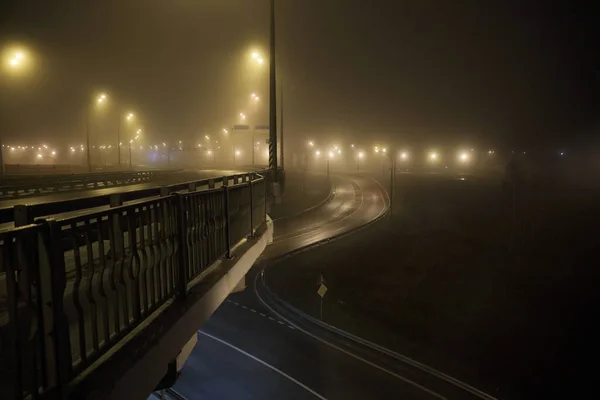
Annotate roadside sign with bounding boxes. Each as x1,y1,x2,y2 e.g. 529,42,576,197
317,284,327,298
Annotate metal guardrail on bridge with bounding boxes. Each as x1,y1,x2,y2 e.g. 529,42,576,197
0,170,271,226
0,170,176,199
0,172,267,399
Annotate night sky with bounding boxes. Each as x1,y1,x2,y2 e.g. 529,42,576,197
1,0,597,150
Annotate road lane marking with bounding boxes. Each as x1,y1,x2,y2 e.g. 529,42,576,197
268,317,275,321
197,330,328,400
255,278,446,400
259,313,266,317
241,305,248,309
250,309,257,313
233,301,239,306
277,320,285,325
272,181,366,244
288,325,296,330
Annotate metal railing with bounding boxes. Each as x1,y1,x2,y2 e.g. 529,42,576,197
0,173,267,399
0,170,267,226
0,170,176,199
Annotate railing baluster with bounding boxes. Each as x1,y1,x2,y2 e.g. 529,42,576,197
117,212,130,329
84,220,99,353
126,209,141,322
96,216,110,346
138,207,149,315
106,215,122,336
70,222,87,366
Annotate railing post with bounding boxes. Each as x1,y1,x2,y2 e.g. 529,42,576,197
264,177,267,222
223,185,232,258
174,193,188,297
109,194,124,260
14,204,33,227
249,178,254,237
208,178,215,189
38,219,72,397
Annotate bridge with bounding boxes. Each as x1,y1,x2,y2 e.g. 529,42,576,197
0,167,275,399
1,166,499,400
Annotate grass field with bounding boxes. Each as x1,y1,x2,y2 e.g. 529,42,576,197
268,172,599,399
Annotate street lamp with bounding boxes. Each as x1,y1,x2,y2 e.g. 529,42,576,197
308,141,314,147
117,112,135,166
357,151,364,172
86,92,109,171
1,45,34,176
376,148,395,216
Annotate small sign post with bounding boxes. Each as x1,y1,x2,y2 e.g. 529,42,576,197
317,273,327,320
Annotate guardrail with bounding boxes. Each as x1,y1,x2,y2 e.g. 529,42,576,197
0,170,270,226
0,170,176,199
0,172,267,399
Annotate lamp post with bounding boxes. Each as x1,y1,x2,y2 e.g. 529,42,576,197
377,148,395,216
87,92,107,172
357,151,364,172
129,129,142,169
118,112,134,166
1,45,34,177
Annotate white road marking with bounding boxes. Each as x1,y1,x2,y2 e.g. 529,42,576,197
255,279,446,400
241,305,248,309
259,313,266,317
277,320,285,325
250,309,257,313
233,302,239,306
268,317,275,321
198,330,328,400
288,325,296,330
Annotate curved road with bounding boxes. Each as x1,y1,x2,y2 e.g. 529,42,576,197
170,173,495,400
171,174,451,400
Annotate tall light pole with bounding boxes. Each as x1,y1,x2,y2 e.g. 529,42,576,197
1,45,33,177
378,148,395,216
87,92,107,171
357,151,364,172
269,0,279,182
118,112,134,166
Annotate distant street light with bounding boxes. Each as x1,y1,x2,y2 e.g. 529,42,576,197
400,152,408,160
1,44,35,175
315,150,321,156
357,151,364,172
308,141,314,147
